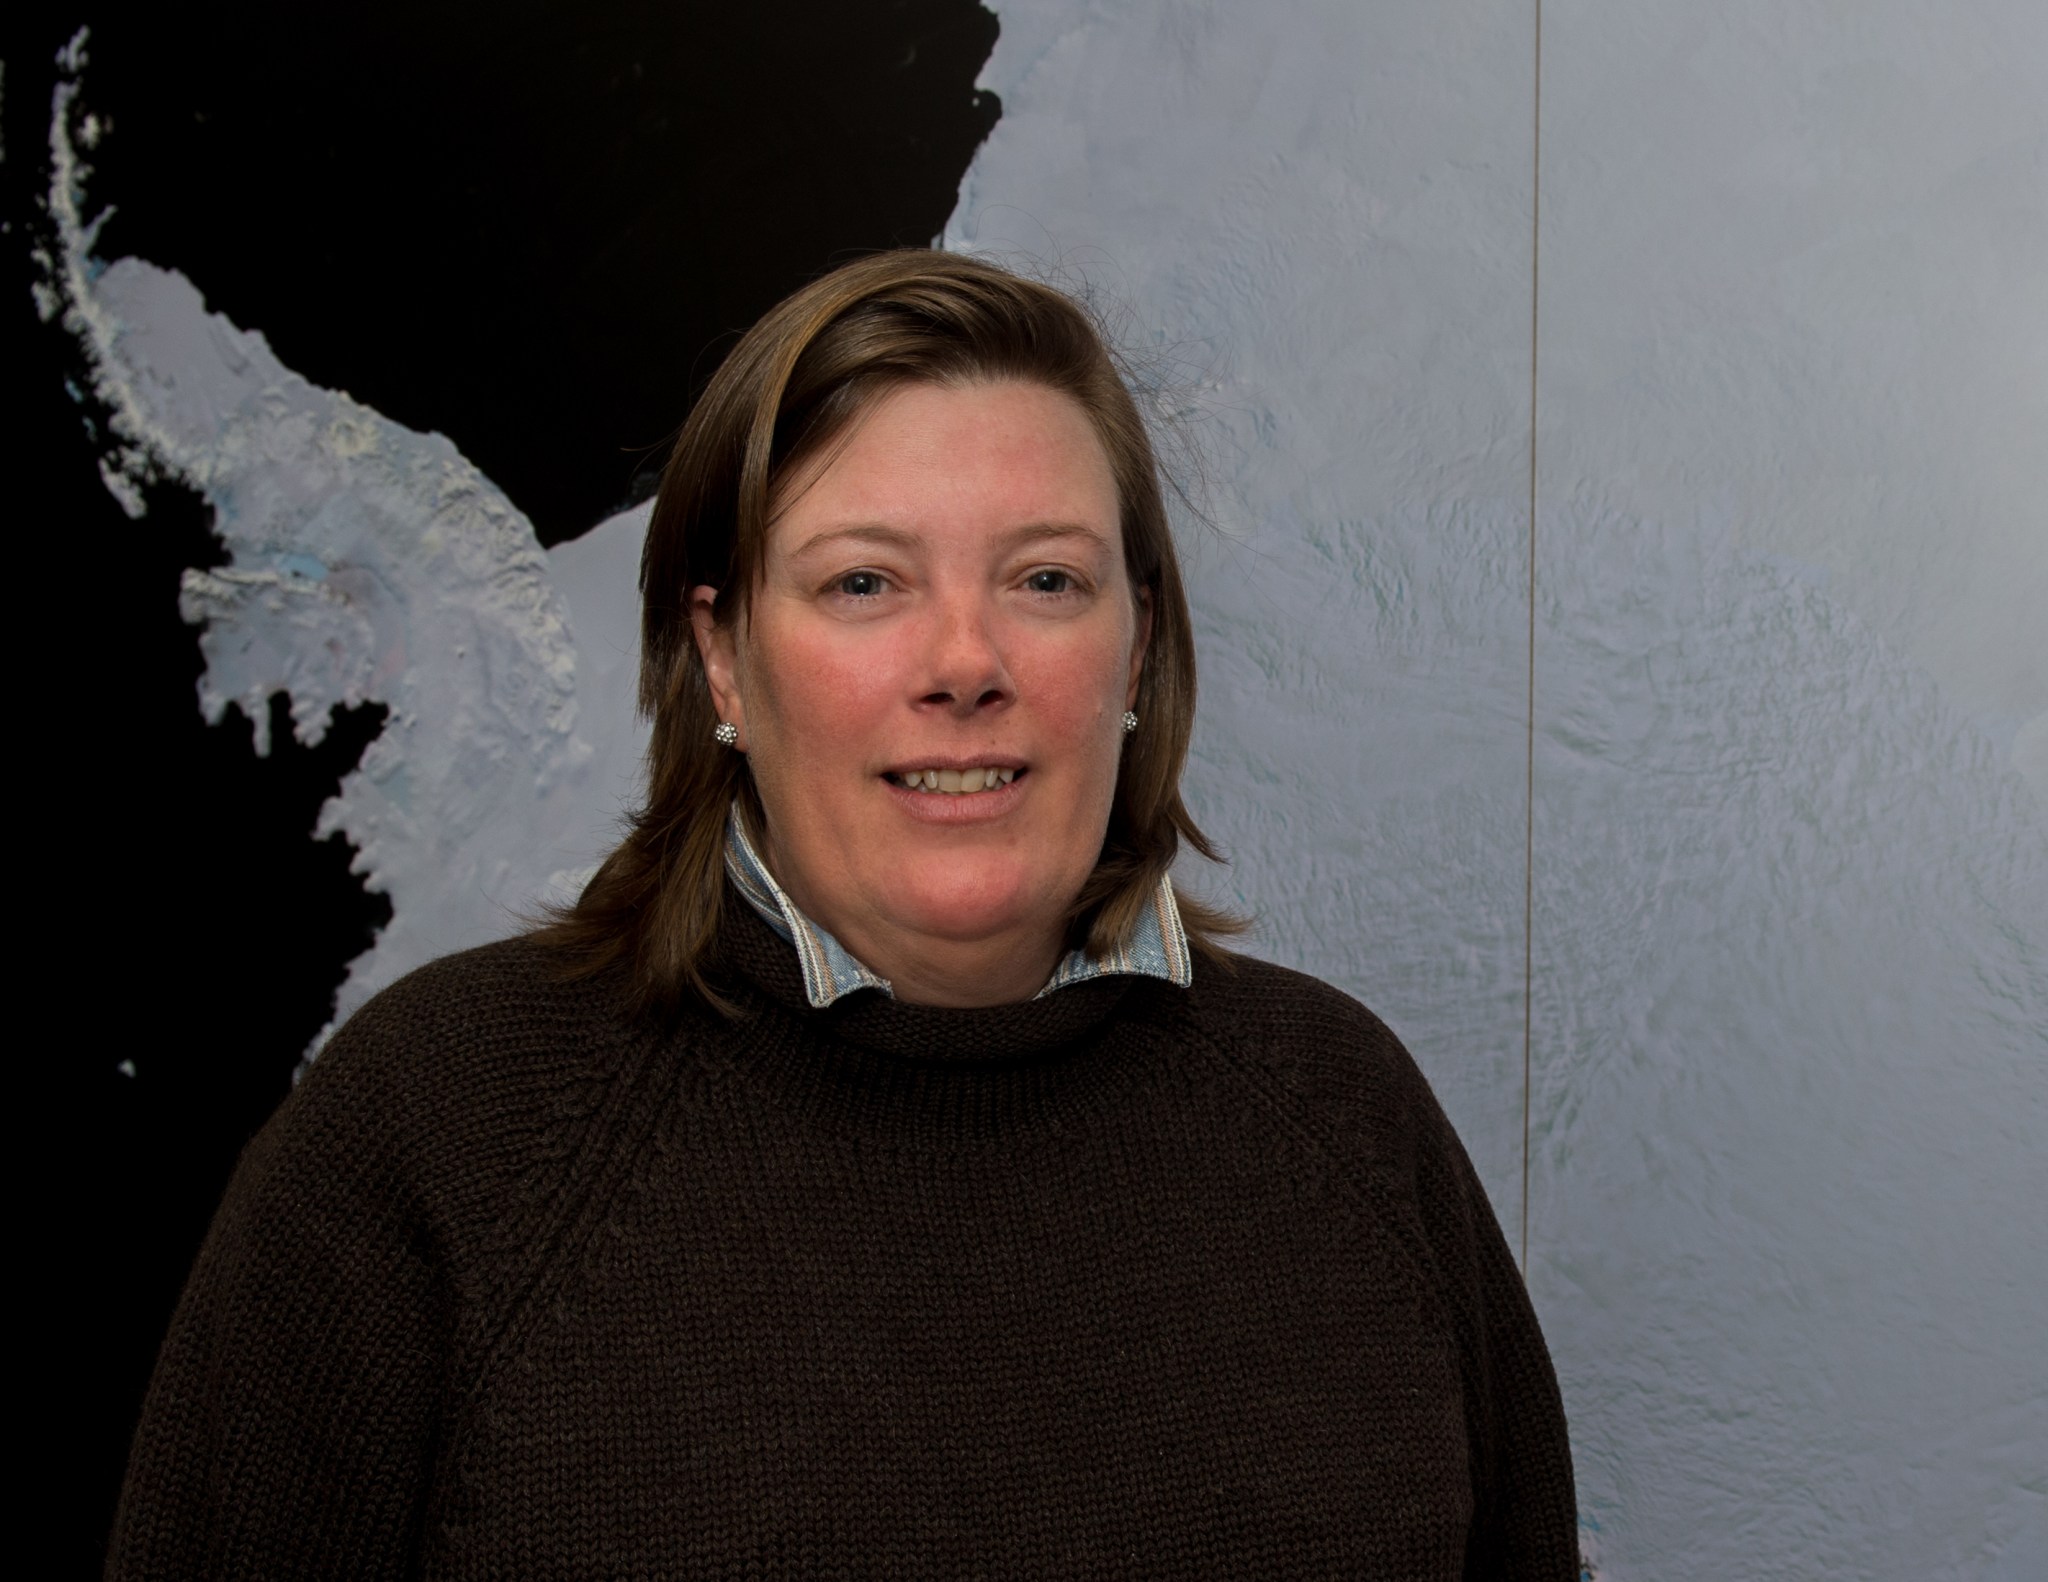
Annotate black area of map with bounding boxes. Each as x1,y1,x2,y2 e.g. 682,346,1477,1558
5,3,999,1568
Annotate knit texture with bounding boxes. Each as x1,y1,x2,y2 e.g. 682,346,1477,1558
109,897,1578,1579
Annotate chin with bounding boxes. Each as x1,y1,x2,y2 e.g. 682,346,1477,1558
883,860,1060,946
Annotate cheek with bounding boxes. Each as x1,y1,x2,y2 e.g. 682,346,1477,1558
1018,625,1135,768
1032,647,1122,726
747,626,899,746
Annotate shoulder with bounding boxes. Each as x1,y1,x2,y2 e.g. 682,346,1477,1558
1159,956,1575,1548
1180,949,1403,1045
1164,950,1469,1200
248,933,687,1247
309,933,631,1089
109,936,664,1576
1176,951,1436,1112
292,935,623,1122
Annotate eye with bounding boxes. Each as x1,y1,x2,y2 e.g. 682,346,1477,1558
836,570,888,598
1025,569,1074,595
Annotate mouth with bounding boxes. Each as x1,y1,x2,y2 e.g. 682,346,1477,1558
882,763,1026,797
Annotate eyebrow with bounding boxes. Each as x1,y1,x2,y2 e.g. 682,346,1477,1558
787,521,1114,559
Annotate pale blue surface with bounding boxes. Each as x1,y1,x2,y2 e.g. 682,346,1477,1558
950,1,2047,1574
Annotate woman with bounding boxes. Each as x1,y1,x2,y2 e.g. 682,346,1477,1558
111,251,1578,1578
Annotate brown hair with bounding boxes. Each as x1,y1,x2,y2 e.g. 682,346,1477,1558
541,248,1236,1013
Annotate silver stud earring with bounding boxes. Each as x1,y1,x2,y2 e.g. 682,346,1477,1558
713,721,739,747
1121,711,1139,735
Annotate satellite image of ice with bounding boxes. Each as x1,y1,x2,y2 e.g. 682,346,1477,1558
36,4,2048,1574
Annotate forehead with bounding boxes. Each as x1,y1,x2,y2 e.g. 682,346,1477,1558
769,379,1120,551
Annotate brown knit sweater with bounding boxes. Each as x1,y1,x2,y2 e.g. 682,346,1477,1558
109,898,1578,1579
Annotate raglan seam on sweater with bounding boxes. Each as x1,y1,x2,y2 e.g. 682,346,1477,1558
1177,987,1525,1542
1180,1007,1513,1549
429,1007,750,1565
432,1024,655,1532
1163,1006,1471,1373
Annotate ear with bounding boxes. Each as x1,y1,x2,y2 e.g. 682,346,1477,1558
1126,585,1154,710
689,585,747,748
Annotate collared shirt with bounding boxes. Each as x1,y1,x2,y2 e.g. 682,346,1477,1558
723,805,1194,1009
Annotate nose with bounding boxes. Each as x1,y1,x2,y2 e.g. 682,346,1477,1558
916,591,1015,719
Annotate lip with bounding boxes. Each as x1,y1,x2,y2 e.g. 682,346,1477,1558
878,754,1029,776
882,770,1028,823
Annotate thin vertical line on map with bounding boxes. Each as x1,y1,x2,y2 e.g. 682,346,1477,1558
1521,0,1543,1277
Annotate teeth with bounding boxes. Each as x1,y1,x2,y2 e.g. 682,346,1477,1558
894,767,1019,795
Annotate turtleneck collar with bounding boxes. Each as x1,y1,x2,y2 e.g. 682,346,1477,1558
706,894,1182,1150
713,890,1155,1064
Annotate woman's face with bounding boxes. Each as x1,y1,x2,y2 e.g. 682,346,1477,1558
691,379,1149,1004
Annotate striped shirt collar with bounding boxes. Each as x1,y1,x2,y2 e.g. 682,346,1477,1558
723,804,1193,1009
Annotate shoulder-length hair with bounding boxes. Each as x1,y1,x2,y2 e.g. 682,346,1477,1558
541,248,1235,1014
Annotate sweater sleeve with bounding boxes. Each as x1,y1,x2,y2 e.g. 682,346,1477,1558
1409,1095,1580,1581
106,1036,458,1581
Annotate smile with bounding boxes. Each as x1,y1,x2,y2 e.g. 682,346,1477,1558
888,767,1020,795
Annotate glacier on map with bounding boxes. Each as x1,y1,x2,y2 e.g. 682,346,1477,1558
40,37,651,1053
